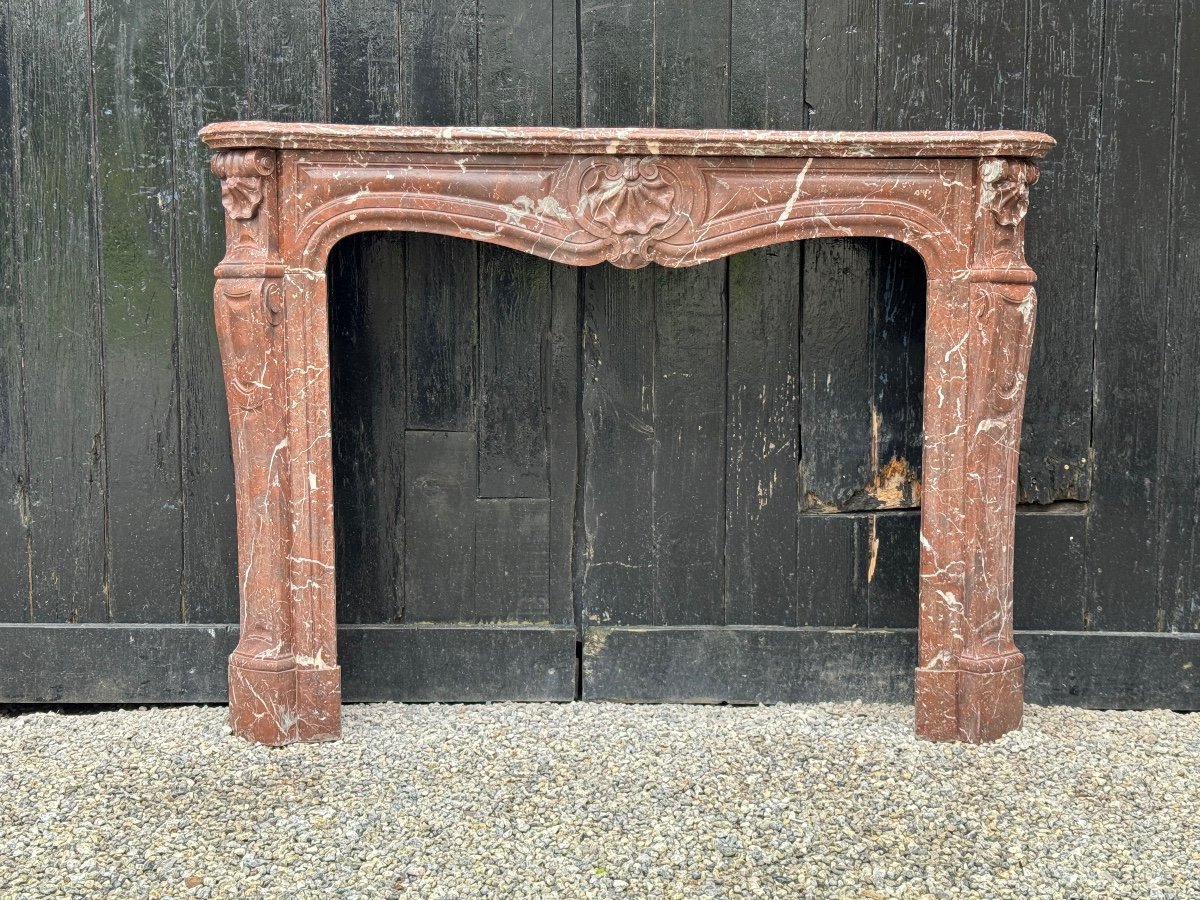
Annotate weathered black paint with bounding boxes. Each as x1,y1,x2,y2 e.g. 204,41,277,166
1,624,1193,711
0,1,1196,707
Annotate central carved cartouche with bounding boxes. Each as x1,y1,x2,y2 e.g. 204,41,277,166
568,155,706,269
585,157,677,235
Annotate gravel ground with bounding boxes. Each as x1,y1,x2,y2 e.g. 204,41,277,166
0,702,1196,899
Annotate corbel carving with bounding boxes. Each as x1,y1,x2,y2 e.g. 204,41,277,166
212,149,275,221
974,158,1040,276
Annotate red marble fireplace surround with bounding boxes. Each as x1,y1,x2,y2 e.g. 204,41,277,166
200,121,1054,746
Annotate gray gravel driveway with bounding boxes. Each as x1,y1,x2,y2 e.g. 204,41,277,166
1,702,1196,898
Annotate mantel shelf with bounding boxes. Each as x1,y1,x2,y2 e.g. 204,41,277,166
201,121,1055,159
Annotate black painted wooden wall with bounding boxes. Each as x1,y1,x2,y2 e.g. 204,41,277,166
0,0,1197,707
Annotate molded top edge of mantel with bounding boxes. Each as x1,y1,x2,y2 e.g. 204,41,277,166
200,121,1055,159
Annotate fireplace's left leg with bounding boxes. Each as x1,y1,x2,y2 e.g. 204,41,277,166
281,268,341,741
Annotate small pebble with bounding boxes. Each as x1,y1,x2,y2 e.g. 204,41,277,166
0,702,1196,898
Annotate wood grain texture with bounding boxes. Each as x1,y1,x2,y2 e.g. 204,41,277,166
0,623,577,703
0,2,30,622
329,235,408,624
168,0,245,624
581,625,1200,709
327,0,402,125
3,0,1198,712
92,0,183,622
1155,2,1200,633
1087,0,1178,631
474,499,551,622
11,0,106,623
578,0,655,626
1019,0,1100,506
725,1,803,626
404,430,477,622
725,247,800,626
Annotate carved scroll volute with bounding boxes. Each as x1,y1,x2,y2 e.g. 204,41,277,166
214,276,290,662
211,149,280,271
962,279,1036,660
566,155,707,268
973,157,1039,277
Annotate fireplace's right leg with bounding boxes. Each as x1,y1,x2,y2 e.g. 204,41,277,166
915,276,1035,743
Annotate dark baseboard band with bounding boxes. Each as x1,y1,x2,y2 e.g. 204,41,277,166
0,624,1195,710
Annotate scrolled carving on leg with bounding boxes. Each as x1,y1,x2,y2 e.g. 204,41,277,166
215,276,299,745
212,149,275,221
211,148,281,274
956,280,1037,742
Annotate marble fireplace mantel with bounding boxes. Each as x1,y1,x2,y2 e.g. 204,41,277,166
200,121,1055,746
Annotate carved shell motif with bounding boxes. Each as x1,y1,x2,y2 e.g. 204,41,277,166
583,158,677,235
568,156,705,268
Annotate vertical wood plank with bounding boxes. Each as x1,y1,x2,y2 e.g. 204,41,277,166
725,248,800,625
548,263,578,626
1020,0,1101,507
952,0,1027,130
579,0,654,127
168,0,246,623
478,0,554,500
726,1,803,625
92,0,184,622
653,266,726,625
244,0,327,122
475,498,550,622
404,234,478,431
479,0,554,128
12,0,107,622
327,0,402,125
551,0,578,127
1014,512,1087,630
0,3,31,622
1156,3,1200,632
477,251,550,498
729,0,804,132
801,2,879,507
796,515,865,626
798,241,876,510
329,235,407,624
402,0,479,432
404,431,477,621
1086,0,1177,631
865,512,920,628
650,0,728,625
401,0,479,126
399,0,480,624
580,269,657,625
578,0,656,625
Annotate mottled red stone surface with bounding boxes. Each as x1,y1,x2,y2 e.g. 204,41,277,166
201,122,1054,746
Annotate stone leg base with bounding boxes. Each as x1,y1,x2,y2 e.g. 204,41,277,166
229,654,341,746
915,652,1024,744
296,666,341,742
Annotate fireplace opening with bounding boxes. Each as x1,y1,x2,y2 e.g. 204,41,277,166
327,231,927,644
